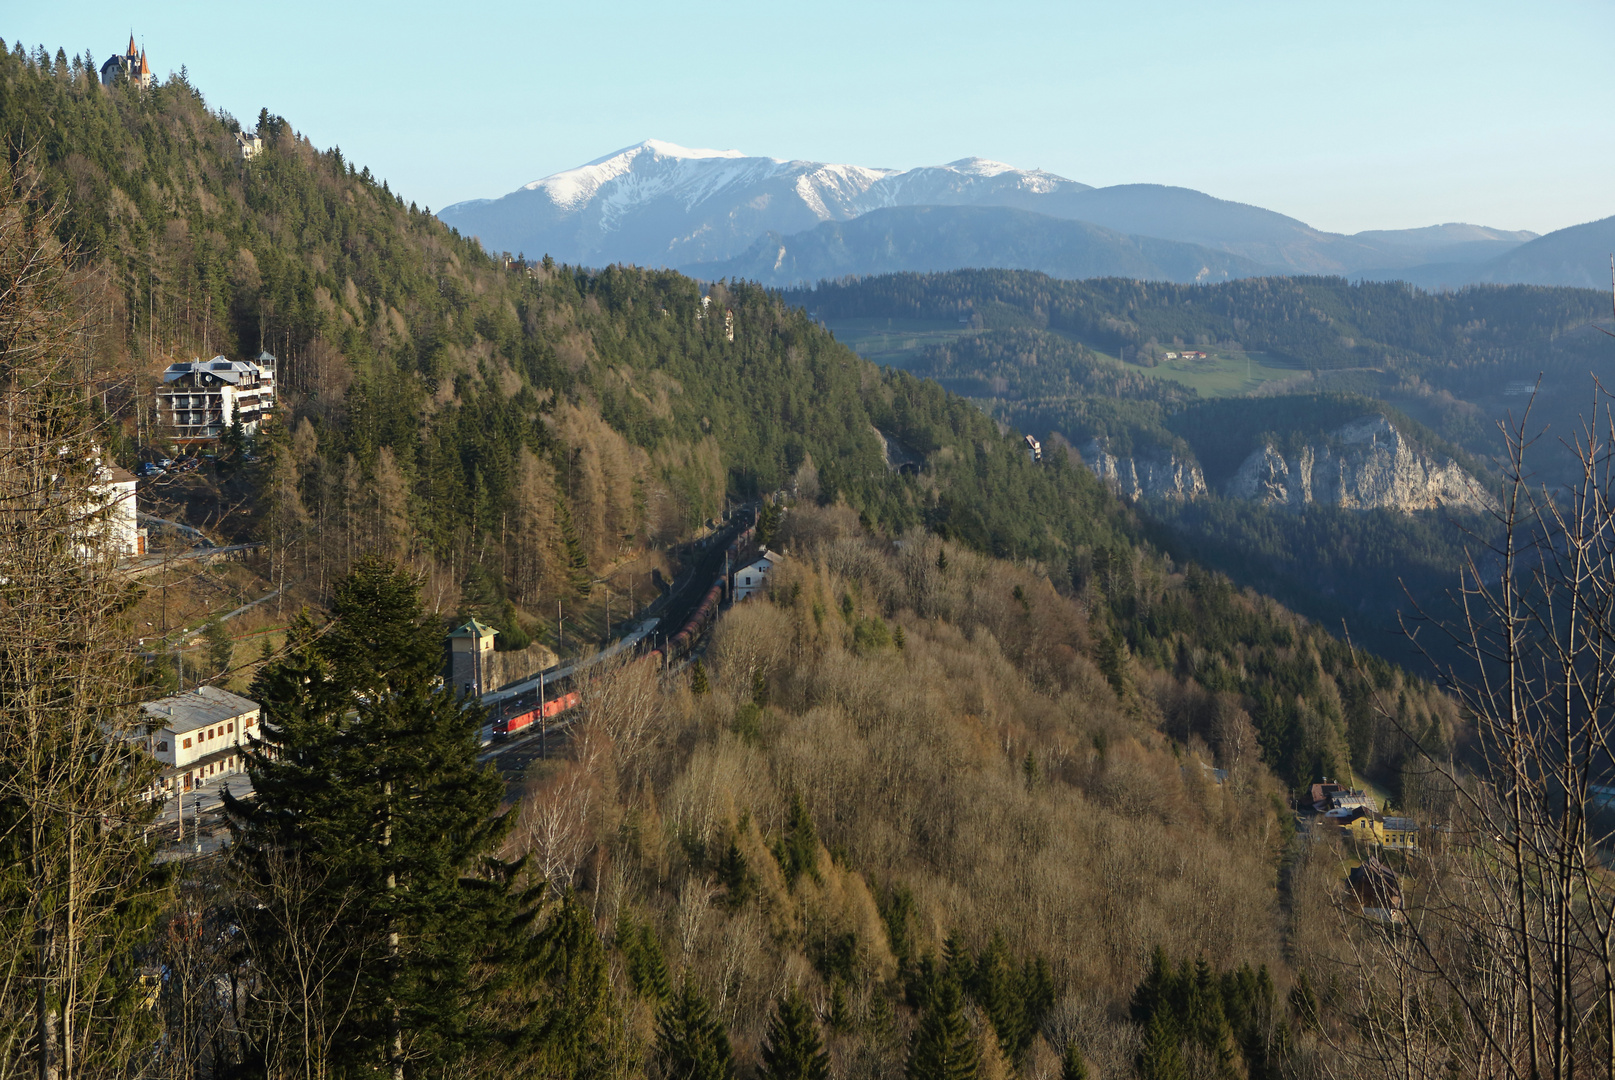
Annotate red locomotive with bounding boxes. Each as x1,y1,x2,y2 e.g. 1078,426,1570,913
491,690,581,739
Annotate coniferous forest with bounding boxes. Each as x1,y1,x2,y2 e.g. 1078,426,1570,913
3,38,1615,1080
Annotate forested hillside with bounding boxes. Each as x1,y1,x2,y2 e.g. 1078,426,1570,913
779,270,1615,673
0,39,1552,1080
0,42,1139,641
787,269,1610,384
0,37,1465,789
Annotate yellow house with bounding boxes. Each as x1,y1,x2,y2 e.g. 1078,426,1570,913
1335,807,1419,851
1382,815,1420,851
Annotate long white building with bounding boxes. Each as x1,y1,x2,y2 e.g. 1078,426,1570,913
138,685,262,797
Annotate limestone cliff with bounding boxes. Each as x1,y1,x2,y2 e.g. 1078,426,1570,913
1224,415,1490,512
1082,437,1208,501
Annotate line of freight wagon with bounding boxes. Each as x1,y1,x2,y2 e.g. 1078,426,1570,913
490,512,756,740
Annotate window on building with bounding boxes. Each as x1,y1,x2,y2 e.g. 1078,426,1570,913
183,738,192,748
157,741,168,752
246,716,255,728
227,722,234,733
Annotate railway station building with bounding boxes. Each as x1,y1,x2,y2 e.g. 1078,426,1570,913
137,685,262,798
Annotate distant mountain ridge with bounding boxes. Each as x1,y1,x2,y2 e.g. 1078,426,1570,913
439,140,1094,269
440,141,1550,281
687,205,1272,286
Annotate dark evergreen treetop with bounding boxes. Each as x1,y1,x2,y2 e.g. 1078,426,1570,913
905,973,979,1080
654,976,733,1080
758,986,831,1080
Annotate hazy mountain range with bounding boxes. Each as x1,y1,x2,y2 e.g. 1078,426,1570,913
440,140,1609,288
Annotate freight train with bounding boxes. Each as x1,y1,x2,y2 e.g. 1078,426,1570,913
645,513,756,668
486,511,756,741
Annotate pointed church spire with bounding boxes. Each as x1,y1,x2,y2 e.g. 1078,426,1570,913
138,48,148,77
127,34,137,58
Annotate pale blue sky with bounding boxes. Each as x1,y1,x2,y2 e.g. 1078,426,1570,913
13,1,1614,235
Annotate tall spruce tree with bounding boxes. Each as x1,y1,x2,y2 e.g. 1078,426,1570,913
227,557,553,1078
905,975,978,1080
654,976,733,1080
758,986,830,1080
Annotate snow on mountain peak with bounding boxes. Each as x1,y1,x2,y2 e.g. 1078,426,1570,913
631,139,749,162
523,139,751,212
943,157,1019,177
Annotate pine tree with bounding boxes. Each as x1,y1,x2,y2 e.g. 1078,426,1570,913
757,500,782,547
1060,1041,1090,1080
715,836,752,909
759,986,830,1080
690,658,711,695
626,920,673,1002
905,975,978,1080
555,495,592,595
936,546,949,573
1137,1008,1188,1080
775,792,819,887
655,977,733,1080
228,558,548,1077
524,893,624,1075
203,618,234,676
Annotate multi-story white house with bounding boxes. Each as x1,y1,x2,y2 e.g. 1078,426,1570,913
155,356,275,445
138,686,262,797
86,460,146,558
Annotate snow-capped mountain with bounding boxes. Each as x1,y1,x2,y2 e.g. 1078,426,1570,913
438,140,1093,268
439,140,1541,282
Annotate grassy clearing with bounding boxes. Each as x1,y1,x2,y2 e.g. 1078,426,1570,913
1100,348,1305,398
823,316,1303,399
820,317,973,367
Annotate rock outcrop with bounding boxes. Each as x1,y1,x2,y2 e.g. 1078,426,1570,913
1225,415,1490,512
1082,438,1207,501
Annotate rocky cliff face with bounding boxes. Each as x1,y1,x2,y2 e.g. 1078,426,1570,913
1082,438,1208,501
1225,415,1490,512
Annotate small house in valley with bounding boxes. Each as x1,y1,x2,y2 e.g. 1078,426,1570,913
1347,857,1403,923
448,618,498,697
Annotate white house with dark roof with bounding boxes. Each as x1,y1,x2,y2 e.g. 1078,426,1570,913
732,549,782,602
138,686,262,797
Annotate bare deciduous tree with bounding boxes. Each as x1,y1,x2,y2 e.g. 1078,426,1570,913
0,158,161,1080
